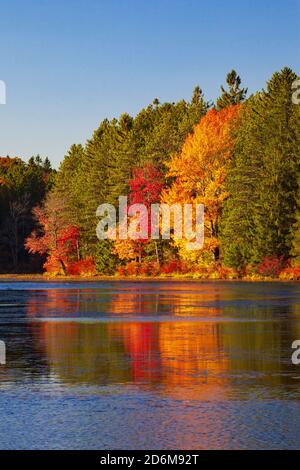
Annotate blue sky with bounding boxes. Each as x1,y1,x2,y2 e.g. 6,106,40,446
0,0,299,167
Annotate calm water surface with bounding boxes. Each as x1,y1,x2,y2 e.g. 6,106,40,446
0,280,299,449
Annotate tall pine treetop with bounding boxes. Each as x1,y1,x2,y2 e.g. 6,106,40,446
216,70,247,110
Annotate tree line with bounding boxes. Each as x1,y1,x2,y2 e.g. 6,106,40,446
3,67,300,278
0,156,53,272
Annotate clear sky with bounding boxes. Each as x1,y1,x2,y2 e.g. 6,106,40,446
0,0,299,167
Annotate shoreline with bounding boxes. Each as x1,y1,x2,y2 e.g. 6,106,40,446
0,274,297,283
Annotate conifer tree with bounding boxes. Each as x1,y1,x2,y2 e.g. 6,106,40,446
221,67,300,268
216,70,247,110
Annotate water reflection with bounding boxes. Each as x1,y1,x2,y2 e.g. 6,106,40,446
0,281,300,449
26,284,229,398
0,281,294,400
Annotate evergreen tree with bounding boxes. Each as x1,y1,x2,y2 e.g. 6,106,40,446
50,87,209,270
0,155,53,272
221,67,300,268
216,70,247,110
291,211,300,264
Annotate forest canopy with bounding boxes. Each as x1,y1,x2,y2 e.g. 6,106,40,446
3,67,300,279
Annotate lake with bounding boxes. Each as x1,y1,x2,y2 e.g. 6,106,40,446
0,279,299,449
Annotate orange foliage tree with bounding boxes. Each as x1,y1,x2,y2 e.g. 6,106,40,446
162,105,241,265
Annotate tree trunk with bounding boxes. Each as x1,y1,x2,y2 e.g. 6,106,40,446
154,241,160,266
60,259,67,275
214,246,220,262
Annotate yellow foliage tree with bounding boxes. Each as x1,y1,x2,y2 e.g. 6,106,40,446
161,105,241,265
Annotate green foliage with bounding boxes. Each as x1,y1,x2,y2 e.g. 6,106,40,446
216,70,247,110
0,155,53,272
51,87,209,271
291,189,300,264
12,66,300,278
221,67,300,268
95,240,118,274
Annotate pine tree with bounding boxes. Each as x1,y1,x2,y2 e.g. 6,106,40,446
221,67,300,268
216,70,247,110
48,86,208,273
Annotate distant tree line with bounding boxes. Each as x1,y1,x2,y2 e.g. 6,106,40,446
0,156,53,272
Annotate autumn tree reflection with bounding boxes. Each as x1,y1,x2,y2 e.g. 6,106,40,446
25,282,300,400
